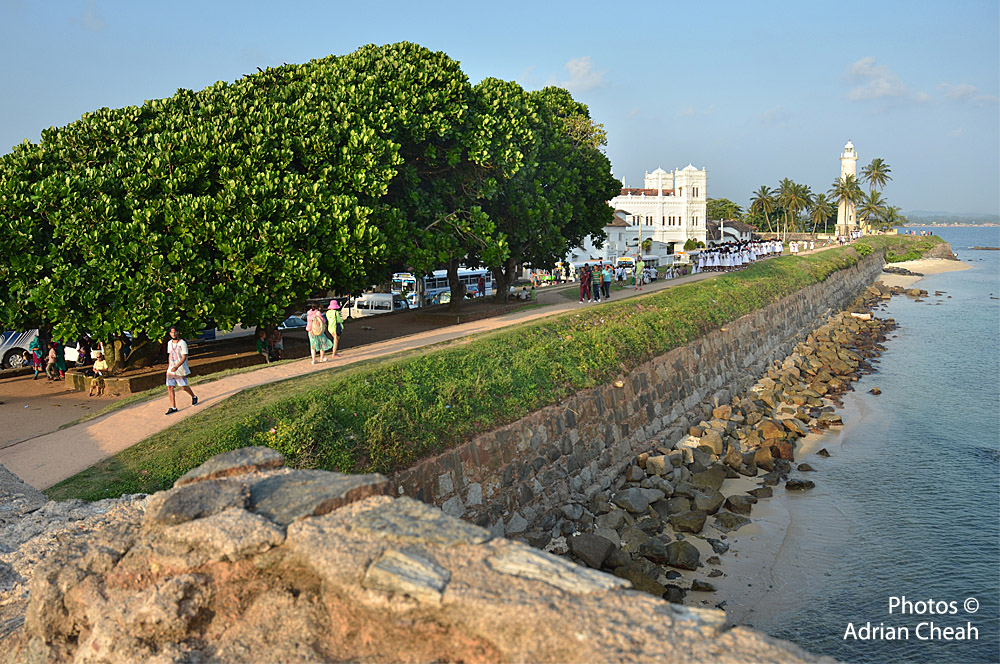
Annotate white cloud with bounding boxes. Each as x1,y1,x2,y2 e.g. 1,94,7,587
939,82,999,107
757,106,789,128
939,82,977,101
947,128,964,137
843,57,908,101
703,105,715,116
677,105,695,118
627,107,641,118
558,56,607,93
70,0,106,31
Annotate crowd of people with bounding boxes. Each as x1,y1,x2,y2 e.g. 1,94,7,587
695,239,784,272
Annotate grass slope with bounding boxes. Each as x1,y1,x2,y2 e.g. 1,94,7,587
46,237,939,501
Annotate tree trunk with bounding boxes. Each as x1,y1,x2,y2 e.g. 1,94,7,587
446,259,466,312
492,256,518,303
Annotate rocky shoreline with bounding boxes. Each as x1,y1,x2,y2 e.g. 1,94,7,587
549,282,907,611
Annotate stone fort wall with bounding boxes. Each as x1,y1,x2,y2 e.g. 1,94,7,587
392,253,884,537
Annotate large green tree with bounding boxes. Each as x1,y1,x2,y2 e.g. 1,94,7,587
706,198,743,221
475,86,619,299
331,43,531,309
0,61,398,368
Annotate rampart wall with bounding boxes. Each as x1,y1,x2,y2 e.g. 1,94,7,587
392,253,885,538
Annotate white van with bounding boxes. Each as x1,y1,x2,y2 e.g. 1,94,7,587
347,293,409,318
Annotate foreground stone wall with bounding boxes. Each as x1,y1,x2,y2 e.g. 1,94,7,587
0,449,827,663
393,253,884,539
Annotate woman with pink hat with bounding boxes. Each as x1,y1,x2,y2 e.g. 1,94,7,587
306,304,332,364
326,299,344,359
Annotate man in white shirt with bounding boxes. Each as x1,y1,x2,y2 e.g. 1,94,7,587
165,325,199,415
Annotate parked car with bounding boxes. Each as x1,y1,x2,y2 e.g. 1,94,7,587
278,315,307,330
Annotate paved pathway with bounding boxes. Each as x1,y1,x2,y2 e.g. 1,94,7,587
0,269,729,490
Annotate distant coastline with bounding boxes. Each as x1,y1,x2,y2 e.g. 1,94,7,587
905,222,998,227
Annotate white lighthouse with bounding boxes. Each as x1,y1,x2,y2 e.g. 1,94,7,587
836,140,858,236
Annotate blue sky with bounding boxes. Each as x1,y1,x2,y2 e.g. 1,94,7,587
2,0,997,215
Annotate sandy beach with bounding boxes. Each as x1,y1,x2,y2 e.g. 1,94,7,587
876,257,971,289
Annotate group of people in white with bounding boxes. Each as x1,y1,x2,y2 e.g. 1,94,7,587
787,239,815,254
695,239,785,273
837,229,863,244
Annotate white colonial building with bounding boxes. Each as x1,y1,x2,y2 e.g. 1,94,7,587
565,164,709,264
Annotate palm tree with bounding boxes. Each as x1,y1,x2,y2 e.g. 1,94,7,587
777,178,797,240
829,174,864,232
778,180,811,239
750,185,776,234
882,205,907,229
861,158,892,193
810,193,834,235
858,190,887,233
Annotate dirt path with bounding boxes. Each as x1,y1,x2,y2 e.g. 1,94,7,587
0,267,731,490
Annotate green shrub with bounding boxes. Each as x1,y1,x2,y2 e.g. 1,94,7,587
855,243,873,256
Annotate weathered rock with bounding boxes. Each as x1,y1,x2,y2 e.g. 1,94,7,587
157,507,285,564
711,405,732,420
774,441,795,462
349,496,492,546
704,538,730,555
489,544,630,595
664,540,700,570
713,511,751,533
363,548,451,604
612,488,651,514
144,479,249,527
626,465,645,482
753,446,775,472
613,565,666,597
782,418,810,436
568,533,616,569
644,455,669,476
669,510,707,534
637,537,670,564
748,487,773,499
723,496,754,516
174,446,285,486
619,525,650,554
786,480,816,491
797,463,816,472
708,569,723,578
662,585,686,604
691,579,717,592
722,445,743,470
699,429,724,455
595,510,625,531
249,469,390,526
817,412,843,425
692,490,725,515
757,419,785,441
817,448,831,457
689,466,726,492
869,387,882,395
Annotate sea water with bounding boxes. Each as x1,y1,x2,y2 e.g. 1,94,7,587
744,227,1000,663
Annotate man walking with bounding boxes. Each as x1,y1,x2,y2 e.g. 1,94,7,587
165,325,198,415
634,255,646,291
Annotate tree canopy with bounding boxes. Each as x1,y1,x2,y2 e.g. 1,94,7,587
0,41,618,359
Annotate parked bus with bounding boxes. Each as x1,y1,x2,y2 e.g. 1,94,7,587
392,268,494,304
